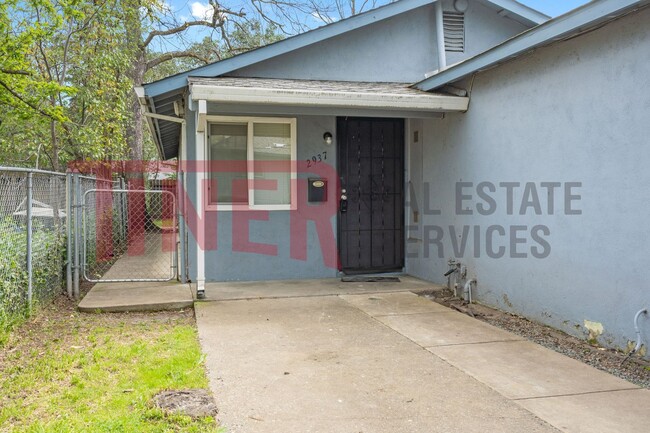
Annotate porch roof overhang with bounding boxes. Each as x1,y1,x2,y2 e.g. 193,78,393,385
189,77,469,113
141,78,469,160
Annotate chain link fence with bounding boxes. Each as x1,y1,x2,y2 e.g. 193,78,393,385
75,177,125,283
0,168,67,326
82,189,176,282
0,166,179,330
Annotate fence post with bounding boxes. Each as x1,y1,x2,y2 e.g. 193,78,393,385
73,173,81,299
66,172,73,298
120,177,127,242
26,172,33,311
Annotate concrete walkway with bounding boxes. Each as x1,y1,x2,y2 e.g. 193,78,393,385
194,283,650,432
78,231,193,312
78,280,193,312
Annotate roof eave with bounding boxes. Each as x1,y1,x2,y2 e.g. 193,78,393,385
413,0,649,91
190,83,469,112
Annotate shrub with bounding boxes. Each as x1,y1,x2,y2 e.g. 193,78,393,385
0,216,65,336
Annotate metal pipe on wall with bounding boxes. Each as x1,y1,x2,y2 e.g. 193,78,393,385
434,1,447,71
633,308,648,353
464,279,476,304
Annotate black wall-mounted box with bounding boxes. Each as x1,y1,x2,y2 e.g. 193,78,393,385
308,178,328,202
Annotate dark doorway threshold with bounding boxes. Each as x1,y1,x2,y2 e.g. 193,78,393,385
341,276,401,283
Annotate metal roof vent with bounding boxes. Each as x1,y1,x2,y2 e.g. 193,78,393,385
443,11,465,52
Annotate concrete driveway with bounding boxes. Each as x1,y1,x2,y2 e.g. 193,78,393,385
195,279,650,433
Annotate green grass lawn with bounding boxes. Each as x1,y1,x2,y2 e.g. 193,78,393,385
0,298,219,432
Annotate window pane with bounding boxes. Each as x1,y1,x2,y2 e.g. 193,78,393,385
253,123,291,205
209,123,248,204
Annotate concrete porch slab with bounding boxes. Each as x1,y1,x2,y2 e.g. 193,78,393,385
202,275,442,301
78,281,193,312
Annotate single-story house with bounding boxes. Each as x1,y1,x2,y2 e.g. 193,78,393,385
137,0,650,357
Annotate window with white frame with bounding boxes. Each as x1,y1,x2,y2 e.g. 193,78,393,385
207,117,296,210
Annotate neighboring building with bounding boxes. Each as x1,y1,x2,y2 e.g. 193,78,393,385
138,0,650,356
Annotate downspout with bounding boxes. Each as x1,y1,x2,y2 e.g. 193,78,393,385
434,1,447,71
194,102,206,299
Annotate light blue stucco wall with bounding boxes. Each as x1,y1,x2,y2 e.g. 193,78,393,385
230,0,529,82
405,7,650,354
182,104,340,281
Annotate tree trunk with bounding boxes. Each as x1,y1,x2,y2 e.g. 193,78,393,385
124,0,146,185
127,55,145,172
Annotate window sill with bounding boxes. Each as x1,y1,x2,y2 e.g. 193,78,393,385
205,204,296,211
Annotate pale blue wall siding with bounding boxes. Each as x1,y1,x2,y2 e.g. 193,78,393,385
230,1,528,82
182,104,339,281
405,7,650,355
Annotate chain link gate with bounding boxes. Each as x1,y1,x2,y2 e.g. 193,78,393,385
82,189,177,283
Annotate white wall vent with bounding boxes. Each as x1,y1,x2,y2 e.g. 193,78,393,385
443,11,465,52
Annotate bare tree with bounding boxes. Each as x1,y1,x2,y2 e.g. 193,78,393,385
123,0,242,168
307,0,381,24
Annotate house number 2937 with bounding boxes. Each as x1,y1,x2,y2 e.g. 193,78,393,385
306,151,327,167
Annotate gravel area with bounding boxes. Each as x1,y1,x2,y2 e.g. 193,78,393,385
417,289,650,389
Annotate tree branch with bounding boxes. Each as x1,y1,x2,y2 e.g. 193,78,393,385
146,51,211,71
141,0,250,48
0,68,32,76
0,79,59,121
142,20,217,48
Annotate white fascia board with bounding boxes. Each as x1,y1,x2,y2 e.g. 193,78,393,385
484,0,550,25
190,85,469,112
137,87,166,159
134,86,147,104
414,0,647,91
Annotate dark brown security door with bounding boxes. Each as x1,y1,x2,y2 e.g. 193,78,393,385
337,117,405,273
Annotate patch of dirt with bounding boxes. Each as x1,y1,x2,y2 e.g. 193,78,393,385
417,288,650,389
153,389,218,419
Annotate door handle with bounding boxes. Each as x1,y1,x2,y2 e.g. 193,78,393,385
340,190,348,213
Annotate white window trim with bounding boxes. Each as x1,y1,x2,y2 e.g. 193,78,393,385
205,115,297,211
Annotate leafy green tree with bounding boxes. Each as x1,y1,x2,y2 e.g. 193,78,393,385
0,0,132,170
0,0,289,171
